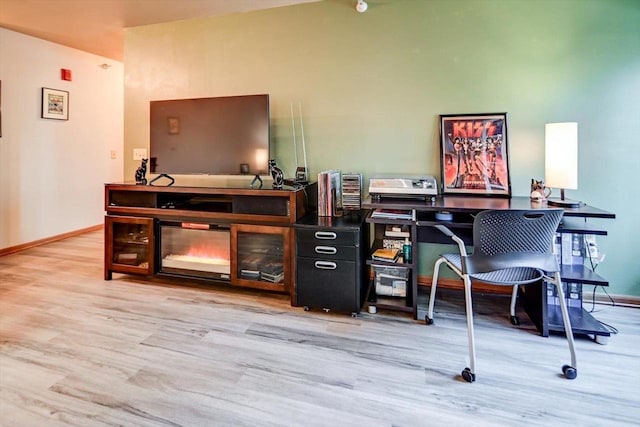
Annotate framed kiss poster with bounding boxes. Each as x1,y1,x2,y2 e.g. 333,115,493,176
439,113,511,197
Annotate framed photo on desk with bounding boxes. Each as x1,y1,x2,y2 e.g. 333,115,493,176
439,113,511,197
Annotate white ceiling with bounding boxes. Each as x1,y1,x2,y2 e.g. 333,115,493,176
0,0,321,61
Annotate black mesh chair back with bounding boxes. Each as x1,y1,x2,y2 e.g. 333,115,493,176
473,209,564,256
461,209,564,278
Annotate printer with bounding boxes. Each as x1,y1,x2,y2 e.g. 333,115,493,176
369,175,438,200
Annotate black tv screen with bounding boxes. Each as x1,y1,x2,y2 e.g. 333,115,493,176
150,94,270,175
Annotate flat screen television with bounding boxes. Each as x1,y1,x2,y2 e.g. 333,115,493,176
149,94,270,176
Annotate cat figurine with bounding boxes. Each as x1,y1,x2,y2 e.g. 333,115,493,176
135,158,148,185
269,159,284,189
530,178,551,201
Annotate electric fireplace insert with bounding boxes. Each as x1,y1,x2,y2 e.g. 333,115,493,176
159,221,231,281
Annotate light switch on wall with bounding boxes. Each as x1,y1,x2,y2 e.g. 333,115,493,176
110,150,117,159
133,148,147,160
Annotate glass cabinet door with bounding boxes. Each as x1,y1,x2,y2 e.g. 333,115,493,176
105,215,155,279
231,223,291,293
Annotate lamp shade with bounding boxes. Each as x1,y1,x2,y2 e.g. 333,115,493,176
545,122,578,190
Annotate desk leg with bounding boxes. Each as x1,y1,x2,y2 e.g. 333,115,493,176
520,280,549,337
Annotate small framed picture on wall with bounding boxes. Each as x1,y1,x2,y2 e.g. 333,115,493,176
41,87,69,120
167,117,180,134
439,113,511,197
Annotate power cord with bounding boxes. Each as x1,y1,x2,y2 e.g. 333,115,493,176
587,286,619,334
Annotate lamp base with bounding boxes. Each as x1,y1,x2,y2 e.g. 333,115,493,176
547,198,582,208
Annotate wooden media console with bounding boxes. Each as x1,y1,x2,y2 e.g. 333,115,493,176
104,182,317,302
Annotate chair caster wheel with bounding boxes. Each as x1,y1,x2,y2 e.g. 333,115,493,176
303,306,310,311
351,312,358,318
461,367,476,383
510,315,520,326
425,315,434,325
562,365,577,380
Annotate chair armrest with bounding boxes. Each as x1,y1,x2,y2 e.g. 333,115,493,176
434,224,454,237
434,224,467,256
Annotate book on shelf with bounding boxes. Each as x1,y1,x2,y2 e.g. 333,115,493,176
240,269,261,280
384,225,410,238
371,208,416,220
317,170,342,217
116,252,138,264
382,238,405,251
261,261,283,274
371,247,400,262
261,271,284,283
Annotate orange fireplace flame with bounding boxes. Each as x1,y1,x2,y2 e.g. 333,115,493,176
163,242,230,266
185,242,229,262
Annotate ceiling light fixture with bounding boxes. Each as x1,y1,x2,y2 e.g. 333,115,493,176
356,0,368,13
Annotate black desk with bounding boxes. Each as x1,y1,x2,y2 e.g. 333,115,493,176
362,195,615,337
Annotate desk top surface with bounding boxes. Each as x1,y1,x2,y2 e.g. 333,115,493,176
362,196,615,219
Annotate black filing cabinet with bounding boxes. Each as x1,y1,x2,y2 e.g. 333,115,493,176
294,212,368,315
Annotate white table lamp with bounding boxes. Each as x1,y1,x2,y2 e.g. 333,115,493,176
545,122,581,207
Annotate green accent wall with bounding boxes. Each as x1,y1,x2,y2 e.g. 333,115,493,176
124,0,640,296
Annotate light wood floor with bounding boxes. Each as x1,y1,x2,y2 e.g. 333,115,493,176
1,230,639,426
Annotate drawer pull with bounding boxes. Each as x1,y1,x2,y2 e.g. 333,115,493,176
314,261,337,270
315,246,337,255
315,231,337,240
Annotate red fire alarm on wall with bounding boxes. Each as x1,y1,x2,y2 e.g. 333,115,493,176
61,68,72,81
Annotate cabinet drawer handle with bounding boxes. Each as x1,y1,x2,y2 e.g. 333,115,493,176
315,246,337,255
315,231,337,240
314,261,337,270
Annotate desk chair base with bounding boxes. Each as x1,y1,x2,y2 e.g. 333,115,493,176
462,368,476,383
428,256,578,383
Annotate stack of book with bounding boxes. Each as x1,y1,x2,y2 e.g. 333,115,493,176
240,269,260,280
317,170,342,217
261,261,284,283
370,208,416,220
383,225,409,251
371,247,400,262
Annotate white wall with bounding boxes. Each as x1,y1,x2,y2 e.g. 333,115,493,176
0,28,123,250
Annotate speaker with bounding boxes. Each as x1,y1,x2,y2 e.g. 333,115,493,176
341,173,362,211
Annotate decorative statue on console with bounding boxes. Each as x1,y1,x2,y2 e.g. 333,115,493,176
530,178,551,201
269,159,284,189
135,158,148,185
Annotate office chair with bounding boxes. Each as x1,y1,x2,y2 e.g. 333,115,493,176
426,209,577,382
